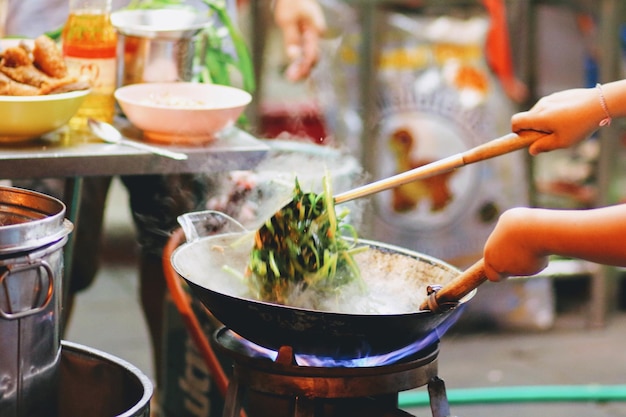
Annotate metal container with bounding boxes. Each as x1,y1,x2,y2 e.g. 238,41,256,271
0,186,73,417
111,8,212,86
58,341,153,417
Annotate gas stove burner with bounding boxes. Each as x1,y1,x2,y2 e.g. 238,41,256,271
215,326,441,397
214,327,440,369
215,328,450,417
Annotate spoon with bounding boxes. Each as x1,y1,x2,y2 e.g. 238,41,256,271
88,119,188,161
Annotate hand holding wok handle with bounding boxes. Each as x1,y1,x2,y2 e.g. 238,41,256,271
420,259,487,313
334,130,546,205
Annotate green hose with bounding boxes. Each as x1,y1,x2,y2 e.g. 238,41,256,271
399,385,626,407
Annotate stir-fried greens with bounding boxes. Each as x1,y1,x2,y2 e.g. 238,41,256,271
245,176,363,304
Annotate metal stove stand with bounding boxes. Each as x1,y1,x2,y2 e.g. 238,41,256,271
214,328,450,417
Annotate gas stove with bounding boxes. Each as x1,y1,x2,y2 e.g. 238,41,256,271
214,327,451,417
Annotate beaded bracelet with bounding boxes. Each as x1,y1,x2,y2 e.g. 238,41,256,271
596,83,612,127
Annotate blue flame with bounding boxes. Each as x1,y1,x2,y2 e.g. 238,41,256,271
235,305,465,368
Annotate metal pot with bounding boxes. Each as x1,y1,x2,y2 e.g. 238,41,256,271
111,9,212,86
0,186,73,417
58,341,153,417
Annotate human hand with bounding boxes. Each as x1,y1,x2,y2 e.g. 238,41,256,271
273,0,326,82
484,204,626,282
482,207,549,282
512,86,604,156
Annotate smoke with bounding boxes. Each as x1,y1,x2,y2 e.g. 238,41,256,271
204,139,367,232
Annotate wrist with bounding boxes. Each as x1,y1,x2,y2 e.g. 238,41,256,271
597,79,626,120
595,83,612,126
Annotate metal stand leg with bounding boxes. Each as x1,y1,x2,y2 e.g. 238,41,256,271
61,176,82,333
428,377,450,417
293,397,315,417
222,378,244,417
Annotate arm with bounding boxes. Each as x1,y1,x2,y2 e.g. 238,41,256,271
513,79,626,155
483,205,626,282
272,0,326,82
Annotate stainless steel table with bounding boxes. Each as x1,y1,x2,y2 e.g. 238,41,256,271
0,119,269,179
0,120,270,309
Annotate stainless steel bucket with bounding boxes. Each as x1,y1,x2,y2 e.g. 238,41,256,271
111,9,212,86
0,186,73,417
58,341,153,417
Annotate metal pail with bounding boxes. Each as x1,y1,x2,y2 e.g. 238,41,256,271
58,341,153,417
0,186,73,417
111,8,212,86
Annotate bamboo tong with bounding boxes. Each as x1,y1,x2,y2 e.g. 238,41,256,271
334,130,545,204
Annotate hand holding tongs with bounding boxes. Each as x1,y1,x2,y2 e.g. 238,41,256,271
334,130,546,204
330,130,547,313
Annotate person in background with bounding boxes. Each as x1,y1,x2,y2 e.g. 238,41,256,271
5,0,326,398
482,79,626,282
273,0,326,82
5,0,325,79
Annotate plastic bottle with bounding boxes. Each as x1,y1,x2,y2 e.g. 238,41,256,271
62,0,117,132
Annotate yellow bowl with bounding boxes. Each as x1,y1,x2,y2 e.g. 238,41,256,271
0,89,90,143
115,82,252,145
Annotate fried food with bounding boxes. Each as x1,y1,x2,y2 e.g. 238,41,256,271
43,79,91,95
33,35,68,78
0,59,57,88
1,44,32,67
0,71,40,96
0,35,87,96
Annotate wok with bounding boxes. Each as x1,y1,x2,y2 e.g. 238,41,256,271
170,211,476,359
170,131,547,359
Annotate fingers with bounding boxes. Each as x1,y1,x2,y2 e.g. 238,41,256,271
482,261,508,282
279,22,302,59
512,111,554,155
274,0,326,82
284,28,319,81
527,133,557,155
483,257,549,283
511,110,543,134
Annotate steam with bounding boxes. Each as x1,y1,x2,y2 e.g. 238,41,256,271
172,233,461,315
204,139,368,231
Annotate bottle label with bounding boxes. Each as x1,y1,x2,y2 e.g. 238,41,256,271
65,56,117,94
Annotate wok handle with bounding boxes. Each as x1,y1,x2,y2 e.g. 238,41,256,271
420,259,487,312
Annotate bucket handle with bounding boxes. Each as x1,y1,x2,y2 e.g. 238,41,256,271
0,260,55,320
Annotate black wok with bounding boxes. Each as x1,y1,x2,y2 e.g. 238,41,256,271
170,230,476,359
169,128,548,359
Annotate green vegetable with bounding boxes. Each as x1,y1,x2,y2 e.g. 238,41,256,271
246,176,363,304
200,0,255,94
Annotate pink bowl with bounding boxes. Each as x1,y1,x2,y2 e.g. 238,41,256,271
114,82,252,145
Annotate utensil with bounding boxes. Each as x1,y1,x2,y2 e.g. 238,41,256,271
0,86,89,144
420,259,487,313
334,130,546,204
113,82,251,145
88,119,188,160
111,9,212,86
170,210,476,358
0,186,73,417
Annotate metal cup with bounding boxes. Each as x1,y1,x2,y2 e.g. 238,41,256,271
110,8,212,86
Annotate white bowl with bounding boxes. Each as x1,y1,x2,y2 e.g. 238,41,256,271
114,82,252,145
